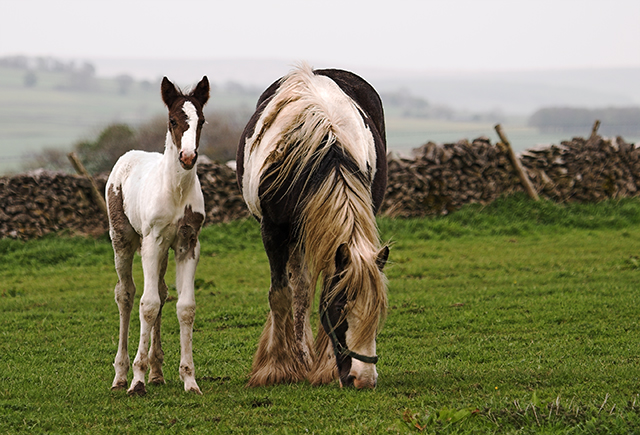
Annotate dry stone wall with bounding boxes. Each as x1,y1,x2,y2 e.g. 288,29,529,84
0,169,109,239
381,134,640,217
382,137,517,217
0,133,638,239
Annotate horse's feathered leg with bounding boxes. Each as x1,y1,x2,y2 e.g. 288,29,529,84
289,246,315,372
148,254,169,385
308,322,339,385
248,218,309,386
128,238,169,396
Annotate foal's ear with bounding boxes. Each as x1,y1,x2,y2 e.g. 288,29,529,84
335,243,351,271
161,77,180,108
190,76,210,107
375,246,389,271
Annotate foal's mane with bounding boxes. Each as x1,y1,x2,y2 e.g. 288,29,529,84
254,64,388,347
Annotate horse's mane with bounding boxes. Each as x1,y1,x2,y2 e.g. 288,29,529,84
251,64,387,347
304,166,388,348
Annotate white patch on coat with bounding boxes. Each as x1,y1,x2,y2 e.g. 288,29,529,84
241,65,376,218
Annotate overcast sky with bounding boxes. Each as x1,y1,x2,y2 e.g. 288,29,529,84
1,0,639,73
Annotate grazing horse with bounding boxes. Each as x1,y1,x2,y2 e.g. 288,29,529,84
106,76,209,395
237,64,389,389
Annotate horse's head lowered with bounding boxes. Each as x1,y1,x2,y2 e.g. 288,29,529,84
161,76,210,170
321,243,389,389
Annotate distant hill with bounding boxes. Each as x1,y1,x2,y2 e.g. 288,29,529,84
1,56,638,174
91,58,640,115
0,58,260,174
369,68,640,115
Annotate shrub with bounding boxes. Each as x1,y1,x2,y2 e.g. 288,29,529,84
26,110,247,174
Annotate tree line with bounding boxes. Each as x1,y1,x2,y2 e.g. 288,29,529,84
528,107,640,136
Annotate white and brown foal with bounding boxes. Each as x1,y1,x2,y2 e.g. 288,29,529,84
106,76,209,395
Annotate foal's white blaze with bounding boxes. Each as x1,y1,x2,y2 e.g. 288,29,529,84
180,101,199,163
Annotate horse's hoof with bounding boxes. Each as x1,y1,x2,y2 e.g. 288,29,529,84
127,381,147,396
111,380,128,391
148,376,165,385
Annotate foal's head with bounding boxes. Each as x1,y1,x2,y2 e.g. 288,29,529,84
161,76,210,170
321,243,389,389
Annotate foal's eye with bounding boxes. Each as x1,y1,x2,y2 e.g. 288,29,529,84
198,119,205,127
170,118,178,128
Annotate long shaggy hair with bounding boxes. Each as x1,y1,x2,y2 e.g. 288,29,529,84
250,64,388,349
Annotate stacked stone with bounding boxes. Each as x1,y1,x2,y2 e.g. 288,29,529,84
520,135,640,203
381,137,521,217
1,133,638,239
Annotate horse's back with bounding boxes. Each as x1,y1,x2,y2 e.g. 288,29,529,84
313,69,387,211
313,69,386,144
237,66,388,217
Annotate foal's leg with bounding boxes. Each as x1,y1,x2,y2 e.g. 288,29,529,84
249,219,308,386
148,254,169,385
174,234,202,395
128,238,169,396
111,235,140,390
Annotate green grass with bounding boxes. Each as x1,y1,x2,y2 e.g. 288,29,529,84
2,194,640,433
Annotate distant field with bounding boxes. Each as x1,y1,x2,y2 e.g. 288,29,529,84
383,118,605,158
0,67,258,174
0,67,160,172
1,66,638,175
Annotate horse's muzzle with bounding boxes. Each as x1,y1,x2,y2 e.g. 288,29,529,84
340,374,377,389
179,150,198,170
353,377,377,389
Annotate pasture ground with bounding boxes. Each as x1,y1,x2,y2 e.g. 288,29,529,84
1,194,640,434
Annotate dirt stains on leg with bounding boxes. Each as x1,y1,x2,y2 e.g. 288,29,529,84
107,184,141,391
175,205,204,262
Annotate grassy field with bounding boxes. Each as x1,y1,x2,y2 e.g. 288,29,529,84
1,194,640,433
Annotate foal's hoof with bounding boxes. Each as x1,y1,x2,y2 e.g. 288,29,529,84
184,380,202,395
127,381,147,397
111,380,128,391
186,385,203,395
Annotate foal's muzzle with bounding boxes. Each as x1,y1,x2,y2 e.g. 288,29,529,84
179,150,198,170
